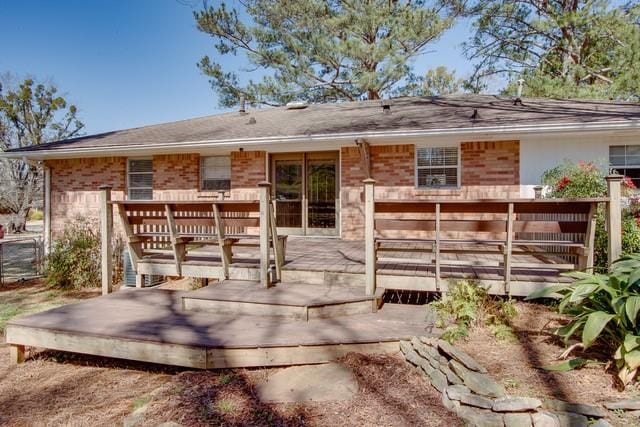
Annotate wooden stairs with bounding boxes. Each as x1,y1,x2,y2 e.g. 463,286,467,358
182,280,385,321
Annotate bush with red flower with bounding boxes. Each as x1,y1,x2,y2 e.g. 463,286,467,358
542,161,640,270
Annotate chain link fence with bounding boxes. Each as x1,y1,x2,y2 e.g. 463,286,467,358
0,237,44,285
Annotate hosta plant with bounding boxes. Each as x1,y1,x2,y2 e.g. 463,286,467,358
526,254,640,387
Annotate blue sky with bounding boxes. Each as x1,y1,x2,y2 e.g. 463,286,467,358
1,0,474,135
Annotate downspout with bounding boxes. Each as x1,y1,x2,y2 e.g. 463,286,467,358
43,164,51,256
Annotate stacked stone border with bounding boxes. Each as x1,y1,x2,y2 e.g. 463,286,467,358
401,337,617,427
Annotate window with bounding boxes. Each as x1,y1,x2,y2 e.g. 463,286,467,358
127,158,153,200
201,156,231,191
610,145,640,187
416,146,459,188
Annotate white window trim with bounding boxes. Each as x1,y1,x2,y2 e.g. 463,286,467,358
414,142,461,189
127,157,153,200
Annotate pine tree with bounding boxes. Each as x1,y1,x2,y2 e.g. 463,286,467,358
195,0,463,106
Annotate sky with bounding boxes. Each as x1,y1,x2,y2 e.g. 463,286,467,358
1,0,475,135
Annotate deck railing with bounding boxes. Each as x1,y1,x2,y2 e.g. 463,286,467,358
99,182,276,294
364,175,623,296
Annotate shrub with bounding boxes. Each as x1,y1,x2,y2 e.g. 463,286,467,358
45,218,101,289
541,160,640,270
526,253,640,388
430,280,516,342
28,209,44,221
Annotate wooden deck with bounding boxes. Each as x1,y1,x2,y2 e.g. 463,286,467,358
5,284,432,368
137,237,572,296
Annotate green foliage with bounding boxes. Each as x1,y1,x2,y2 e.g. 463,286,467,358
541,160,640,270
526,254,640,387
194,0,464,106
541,161,607,199
28,209,43,221
45,218,101,289
465,0,640,100
430,280,516,342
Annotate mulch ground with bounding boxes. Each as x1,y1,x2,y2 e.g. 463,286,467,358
141,353,461,427
458,301,640,426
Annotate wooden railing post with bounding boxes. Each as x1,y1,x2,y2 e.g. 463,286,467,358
606,174,623,267
258,181,272,288
364,178,376,296
99,185,113,295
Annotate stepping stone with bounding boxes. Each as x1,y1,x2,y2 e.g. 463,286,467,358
257,363,357,403
449,360,506,398
543,399,606,418
603,399,640,411
493,396,542,412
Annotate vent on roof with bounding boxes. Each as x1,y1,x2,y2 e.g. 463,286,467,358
381,100,392,114
285,101,308,110
513,79,525,106
470,109,480,121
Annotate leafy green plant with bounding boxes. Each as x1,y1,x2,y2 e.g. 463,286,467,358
45,218,101,289
526,253,640,388
541,160,640,270
430,280,516,343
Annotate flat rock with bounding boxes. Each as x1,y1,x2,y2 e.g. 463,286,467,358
438,340,488,373
439,362,464,385
531,411,560,427
442,389,461,412
401,341,426,368
457,406,504,427
446,384,471,399
504,413,533,427
450,360,506,398
603,398,640,411
423,364,448,392
123,406,147,427
257,363,357,403
543,399,606,418
493,396,542,412
590,420,614,427
554,411,588,427
447,384,494,410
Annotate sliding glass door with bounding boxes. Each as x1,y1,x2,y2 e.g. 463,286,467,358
271,152,339,236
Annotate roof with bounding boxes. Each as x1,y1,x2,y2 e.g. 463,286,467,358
5,94,640,156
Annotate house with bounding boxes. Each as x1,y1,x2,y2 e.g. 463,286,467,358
3,94,640,250
4,94,635,368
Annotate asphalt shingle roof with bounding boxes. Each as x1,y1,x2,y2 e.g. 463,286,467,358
8,94,640,153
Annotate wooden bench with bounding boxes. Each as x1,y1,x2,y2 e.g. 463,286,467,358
368,198,605,294
113,200,287,280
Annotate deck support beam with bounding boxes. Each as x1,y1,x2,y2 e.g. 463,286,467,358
364,178,376,296
9,344,25,364
606,175,623,267
99,185,113,295
258,181,272,288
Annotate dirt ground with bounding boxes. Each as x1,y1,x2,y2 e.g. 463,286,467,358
458,301,640,426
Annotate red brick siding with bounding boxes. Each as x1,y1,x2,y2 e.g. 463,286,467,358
46,157,127,236
461,141,520,186
231,151,266,189
153,154,200,191
340,142,521,239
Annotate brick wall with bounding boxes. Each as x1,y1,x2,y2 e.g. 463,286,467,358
231,150,267,199
46,157,127,236
340,141,521,239
461,141,520,186
153,154,200,200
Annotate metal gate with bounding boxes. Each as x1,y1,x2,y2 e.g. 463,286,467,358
0,237,44,285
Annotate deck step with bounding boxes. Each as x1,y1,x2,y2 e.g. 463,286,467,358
181,280,384,320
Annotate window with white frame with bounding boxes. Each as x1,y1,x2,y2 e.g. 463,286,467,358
415,146,459,188
610,145,640,187
200,155,231,191
127,158,153,200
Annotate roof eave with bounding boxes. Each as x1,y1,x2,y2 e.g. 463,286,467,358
2,120,639,160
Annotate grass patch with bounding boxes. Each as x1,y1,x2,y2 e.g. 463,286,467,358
132,395,151,411
0,281,98,333
215,399,237,414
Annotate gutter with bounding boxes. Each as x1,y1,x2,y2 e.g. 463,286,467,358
1,119,639,160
